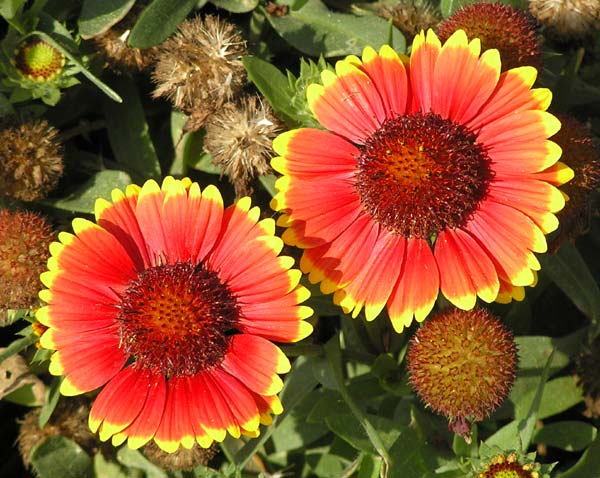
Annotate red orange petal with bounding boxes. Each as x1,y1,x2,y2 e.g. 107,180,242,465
89,366,151,441
307,61,385,143
388,238,440,333
435,228,499,308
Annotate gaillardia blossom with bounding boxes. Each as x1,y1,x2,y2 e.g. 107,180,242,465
37,177,312,452
271,29,573,332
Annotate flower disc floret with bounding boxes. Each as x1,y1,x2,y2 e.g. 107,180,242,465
37,177,313,453
14,40,65,81
271,29,572,331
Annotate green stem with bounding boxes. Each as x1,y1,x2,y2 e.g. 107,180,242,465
324,335,391,477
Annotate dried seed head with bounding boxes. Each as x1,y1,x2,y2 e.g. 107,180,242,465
529,0,600,41
548,114,600,251
0,119,63,201
0,209,54,316
18,397,97,468
93,2,157,73
152,15,247,130
436,2,542,71
378,2,441,39
407,307,518,440
204,95,282,197
143,441,218,471
13,39,65,81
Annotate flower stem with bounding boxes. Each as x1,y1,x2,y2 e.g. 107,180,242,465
324,334,391,477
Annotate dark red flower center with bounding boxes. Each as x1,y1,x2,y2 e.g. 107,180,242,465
117,261,240,377
355,112,493,239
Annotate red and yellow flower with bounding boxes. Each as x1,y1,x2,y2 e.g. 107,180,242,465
271,29,572,332
37,177,312,452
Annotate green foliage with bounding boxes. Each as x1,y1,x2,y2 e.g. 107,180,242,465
30,436,93,478
127,0,199,48
78,0,136,38
266,0,406,57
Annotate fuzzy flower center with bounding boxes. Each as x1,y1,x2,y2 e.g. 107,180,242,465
14,40,65,81
117,261,240,377
355,112,493,239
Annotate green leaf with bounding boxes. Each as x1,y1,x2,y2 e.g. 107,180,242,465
78,0,135,38
102,75,161,182
94,452,130,478
0,332,37,362
271,391,330,452
0,0,25,19
210,0,258,13
533,421,597,452
388,427,439,478
128,0,198,48
39,377,63,428
326,413,401,455
515,336,570,373
557,435,600,478
487,350,555,450
46,170,132,214
539,243,600,336
266,0,406,58
116,447,167,478
30,436,93,478
485,419,521,450
516,376,583,421
242,56,298,127
518,349,554,450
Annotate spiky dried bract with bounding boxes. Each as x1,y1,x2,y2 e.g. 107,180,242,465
0,119,63,201
143,441,218,471
152,15,247,130
94,3,157,73
549,114,600,250
0,209,54,316
407,308,518,439
529,0,600,41
436,2,542,71
14,40,65,81
204,95,282,197
378,2,441,39
18,397,97,468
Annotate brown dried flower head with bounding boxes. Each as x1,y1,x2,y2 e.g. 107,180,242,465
436,1,542,71
407,307,518,440
529,0,600,41
0,209,54,315
549,114,600,250
204,95,282,197
14,39,65,81
93,3,157,73
0,119,63,201
18,397,97,468
378,2,441,39
143,441,218,471
152,15,247,130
